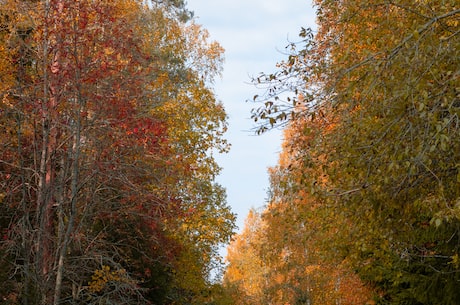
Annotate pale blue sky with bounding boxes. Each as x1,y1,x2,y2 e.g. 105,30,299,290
186,1,317,232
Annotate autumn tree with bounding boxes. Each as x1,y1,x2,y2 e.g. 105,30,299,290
248,0,459,304
0,0,235,304
225,119,374,305
224,209,269,305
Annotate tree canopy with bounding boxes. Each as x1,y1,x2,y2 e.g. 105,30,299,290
0,0,235,304
227,1,460,304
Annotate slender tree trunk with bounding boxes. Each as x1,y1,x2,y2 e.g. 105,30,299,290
17,112,32,305
37,0,62,302
335,274,341,305
36,0,51,300
53,14,83,301
53,140,79,305
53,100,81,305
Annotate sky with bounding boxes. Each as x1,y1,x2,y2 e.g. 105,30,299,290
186,0,317,233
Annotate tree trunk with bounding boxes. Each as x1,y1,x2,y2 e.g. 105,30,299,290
36,0,52,300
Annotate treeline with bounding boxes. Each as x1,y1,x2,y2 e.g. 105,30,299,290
225,1,459,305
0,0,235,304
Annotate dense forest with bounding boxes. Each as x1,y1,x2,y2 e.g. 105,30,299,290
1,0,459,304
0,0,235,303
225,0,459,305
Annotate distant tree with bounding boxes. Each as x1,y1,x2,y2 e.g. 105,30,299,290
224,209,269,305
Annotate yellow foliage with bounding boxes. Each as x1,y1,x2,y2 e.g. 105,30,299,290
88,265,132,294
